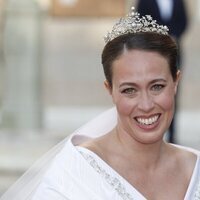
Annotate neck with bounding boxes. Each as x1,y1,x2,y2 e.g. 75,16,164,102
113,126,168,170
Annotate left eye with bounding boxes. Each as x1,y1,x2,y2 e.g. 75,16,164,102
152,84,165,91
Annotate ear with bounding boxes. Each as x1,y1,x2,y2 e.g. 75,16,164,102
104,80,112,95
174,70,181,94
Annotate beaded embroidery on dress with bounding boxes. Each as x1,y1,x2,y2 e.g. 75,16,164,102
78,146,200,200
194,181,200,200
79,150,134,200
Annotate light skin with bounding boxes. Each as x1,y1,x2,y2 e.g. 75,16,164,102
106,49,179,146
81,49,197,200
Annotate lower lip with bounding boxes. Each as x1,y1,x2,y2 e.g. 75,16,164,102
136,116,160,131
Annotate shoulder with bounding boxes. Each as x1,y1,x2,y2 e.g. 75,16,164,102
169,143,198,161
168,143,199,175
79,138,104,156
171,144,200,157
78,132,115,161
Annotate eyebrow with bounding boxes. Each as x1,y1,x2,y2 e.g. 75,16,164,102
119,79,167,88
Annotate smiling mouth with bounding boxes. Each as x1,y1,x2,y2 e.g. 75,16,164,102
135,114,160,125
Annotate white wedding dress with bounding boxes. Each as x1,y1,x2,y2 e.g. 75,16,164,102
1,107,200,200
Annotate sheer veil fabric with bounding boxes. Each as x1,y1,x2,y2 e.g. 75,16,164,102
1,107,200,199
0,107,117,200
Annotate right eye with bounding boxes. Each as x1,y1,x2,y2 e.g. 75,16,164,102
121,88,136,95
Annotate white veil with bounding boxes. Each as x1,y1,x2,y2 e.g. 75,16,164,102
0,107,117,200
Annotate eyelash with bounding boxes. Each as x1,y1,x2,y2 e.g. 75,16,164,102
121,88,136,94
151,84,165,91
121,84,165,95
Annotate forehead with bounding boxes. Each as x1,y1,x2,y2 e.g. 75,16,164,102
112,49,171,82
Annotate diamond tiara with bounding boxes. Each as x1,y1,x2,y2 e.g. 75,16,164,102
104,7,169,43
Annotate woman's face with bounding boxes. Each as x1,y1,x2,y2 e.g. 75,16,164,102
106,49,180,144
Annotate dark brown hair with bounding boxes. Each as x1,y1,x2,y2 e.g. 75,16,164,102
101,32,178,87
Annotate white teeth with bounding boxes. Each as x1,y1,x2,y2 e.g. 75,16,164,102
136,115,159,125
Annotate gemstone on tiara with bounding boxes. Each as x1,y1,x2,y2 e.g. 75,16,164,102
104,7,169,44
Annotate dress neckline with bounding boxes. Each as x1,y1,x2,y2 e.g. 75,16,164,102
76,145,200,200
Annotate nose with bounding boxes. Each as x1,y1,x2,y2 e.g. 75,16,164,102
138,92,154,112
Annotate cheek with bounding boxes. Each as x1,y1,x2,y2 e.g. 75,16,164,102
114,96,136,116
157,89,175,111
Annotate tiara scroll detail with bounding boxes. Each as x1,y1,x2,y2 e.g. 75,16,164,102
104,7,169,43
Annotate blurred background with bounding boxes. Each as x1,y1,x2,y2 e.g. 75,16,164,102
0,0,200,195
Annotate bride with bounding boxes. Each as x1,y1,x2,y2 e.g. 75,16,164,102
1,7,200,200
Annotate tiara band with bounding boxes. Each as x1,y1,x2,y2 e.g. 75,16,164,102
104,7,169,43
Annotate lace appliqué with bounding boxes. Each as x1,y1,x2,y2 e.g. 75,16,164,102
79,151,134,200
194,180,200,200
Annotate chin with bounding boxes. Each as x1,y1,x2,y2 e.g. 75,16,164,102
131,126,166,145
